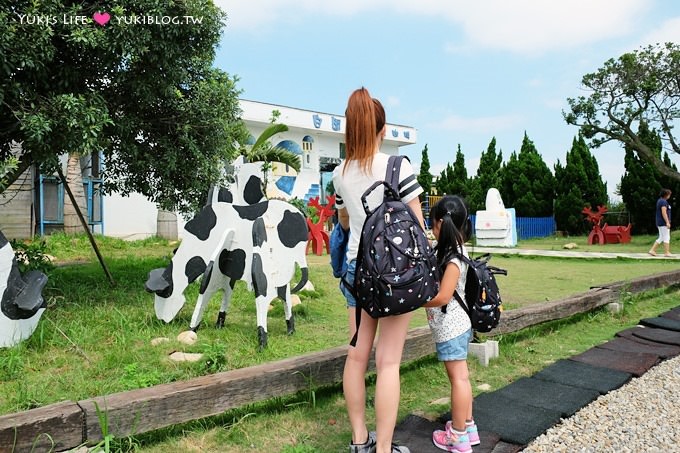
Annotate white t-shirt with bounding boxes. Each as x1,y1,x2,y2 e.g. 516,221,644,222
426,247,472,343
332,152,423,262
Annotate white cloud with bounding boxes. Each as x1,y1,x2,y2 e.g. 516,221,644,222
431,113,523,134
215,0,650,54
447,0,649,55
637,16,680,47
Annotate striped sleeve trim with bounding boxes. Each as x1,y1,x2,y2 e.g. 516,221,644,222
398,174,422,199
398,174,417,190
335,193,344,208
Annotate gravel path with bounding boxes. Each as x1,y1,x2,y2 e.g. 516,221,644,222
523,355,680,452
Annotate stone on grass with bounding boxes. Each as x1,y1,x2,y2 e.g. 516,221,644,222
302,280,315,292
430,397,450,406
169,351,203,362
477,383,492,391
563,242,578,250
269,295,302,311
151,337,170,346
177,330,198,345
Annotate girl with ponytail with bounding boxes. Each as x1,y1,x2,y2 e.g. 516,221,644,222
422,195,479,453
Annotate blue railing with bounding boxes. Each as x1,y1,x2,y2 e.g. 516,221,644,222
515,216,556,240
467,215,555,240
424,208,555,240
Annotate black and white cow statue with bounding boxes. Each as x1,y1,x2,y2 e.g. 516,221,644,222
145,162,309,350
1,231,48,348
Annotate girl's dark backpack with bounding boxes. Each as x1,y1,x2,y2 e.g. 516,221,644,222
346,155,439,346
453,253,507,333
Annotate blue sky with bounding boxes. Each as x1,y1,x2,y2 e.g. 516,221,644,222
213,0,680,200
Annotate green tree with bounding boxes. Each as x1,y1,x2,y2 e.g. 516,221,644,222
554,137,590,234
500,133,555,216
467,137,503,212
619,122,666,234
659,153,680,227
577,134,608,210
0,156,18,192
436,145,467,196
565,43,680,183
554,135,608,234
1,0,247,215
417,144,433,196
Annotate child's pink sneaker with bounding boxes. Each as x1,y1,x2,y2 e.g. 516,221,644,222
445,420,480,446
432,425,472,453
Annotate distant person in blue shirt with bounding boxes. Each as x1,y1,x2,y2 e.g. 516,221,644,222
649,188,672,257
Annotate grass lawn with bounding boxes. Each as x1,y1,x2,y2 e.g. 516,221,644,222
130,288,680,453
510,230,680,254
0,233,679,452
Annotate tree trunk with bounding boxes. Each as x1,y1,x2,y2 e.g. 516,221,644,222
63,154,88,235
156,209,178,240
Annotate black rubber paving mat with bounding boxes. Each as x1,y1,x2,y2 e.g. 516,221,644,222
632,326,680,346
471,392,563,446
661,309,680,321
491,377,600,418
640,316,680,332
532,359,631,394
569,347,659,376
596,336,680,359
617,326,668,344
394,414,503,453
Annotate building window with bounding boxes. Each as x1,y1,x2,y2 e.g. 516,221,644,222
303,141,312,151
339,143,346,159
306,154,310,164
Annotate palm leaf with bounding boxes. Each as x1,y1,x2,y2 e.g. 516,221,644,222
249,146,301,172
251,123,289,151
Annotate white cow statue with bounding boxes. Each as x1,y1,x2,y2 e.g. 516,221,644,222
0,231,48,348
145,163,309,350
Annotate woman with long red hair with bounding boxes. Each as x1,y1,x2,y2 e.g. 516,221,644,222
333,87,425,453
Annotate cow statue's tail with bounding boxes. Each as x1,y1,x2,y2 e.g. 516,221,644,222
290,266,308,293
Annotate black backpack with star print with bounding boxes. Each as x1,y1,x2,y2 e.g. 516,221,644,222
347,155,440,346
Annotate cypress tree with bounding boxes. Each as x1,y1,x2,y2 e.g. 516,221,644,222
468,137,503,212
576,134,608,210
436,145,468,196
417,144,433,196
554,137,589,234
660,153,680,226
500,133,555,216
619,122,662,234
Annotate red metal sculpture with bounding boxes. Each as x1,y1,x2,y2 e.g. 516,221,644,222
306,194,336,255
582,205,632,245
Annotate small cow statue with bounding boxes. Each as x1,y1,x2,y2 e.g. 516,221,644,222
145,162,309,350
1,231,48,348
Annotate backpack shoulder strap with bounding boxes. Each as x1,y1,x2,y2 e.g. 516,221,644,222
453,290,470,315
386,155,407,198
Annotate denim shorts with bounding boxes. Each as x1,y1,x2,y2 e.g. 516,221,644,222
435,328,473,361
340,259,357,308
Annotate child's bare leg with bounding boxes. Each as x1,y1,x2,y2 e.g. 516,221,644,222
445,359,472,431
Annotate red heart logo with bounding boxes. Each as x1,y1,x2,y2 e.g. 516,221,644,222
93,12,110,26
